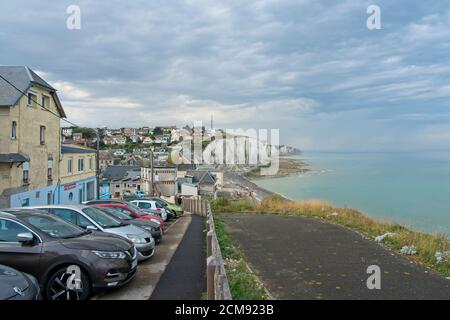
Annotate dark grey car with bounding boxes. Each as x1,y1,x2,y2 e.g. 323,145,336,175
0,264,40,300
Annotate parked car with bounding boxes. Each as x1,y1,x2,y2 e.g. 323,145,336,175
0,209,137,300
24,205,155,262
0,264,40,300
129,199,172,221
85,201,165,229
95,206,163,244
86,199,169,221
148,197,184,217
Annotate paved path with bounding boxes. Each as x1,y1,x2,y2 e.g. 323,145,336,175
222,213,450,300
93,215,192,300
150,214,206,300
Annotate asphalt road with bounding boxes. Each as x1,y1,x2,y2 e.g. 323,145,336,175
221,213,450,300
150,214,206,300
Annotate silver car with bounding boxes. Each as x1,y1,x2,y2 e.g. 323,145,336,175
21,205,155,262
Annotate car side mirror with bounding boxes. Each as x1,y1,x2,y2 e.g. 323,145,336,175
86,225,97,231
17,232,35,244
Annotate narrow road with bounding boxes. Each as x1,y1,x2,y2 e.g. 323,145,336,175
93,215,192,300
222,213,450,300
224,172,274,201
150,214,206,300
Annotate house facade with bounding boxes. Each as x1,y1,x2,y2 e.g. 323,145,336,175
0,66,66,207
59,145,97,204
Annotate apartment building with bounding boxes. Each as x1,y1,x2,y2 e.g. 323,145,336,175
0,66,66,207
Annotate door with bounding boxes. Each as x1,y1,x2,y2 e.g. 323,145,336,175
0,218,43,277
78,188,84,203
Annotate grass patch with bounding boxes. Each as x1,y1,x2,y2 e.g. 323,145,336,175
213,215,269,300
211,197,255,213
214,195,450,277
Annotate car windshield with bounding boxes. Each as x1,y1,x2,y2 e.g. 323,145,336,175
98,207,132,221
155,199,168,207
81,207,122,228
21,215,87,239
126,202,149,216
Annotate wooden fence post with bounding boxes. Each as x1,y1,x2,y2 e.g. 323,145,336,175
207,230,214,257
207,256,218,300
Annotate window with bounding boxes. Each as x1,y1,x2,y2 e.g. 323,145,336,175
138,202,152,209
27,93,37,107
78,158,84,172
52,208,96,229
47,191,53,205
21,198,30,207
68,159,73,174
40,126,46,145
52,208,77,225
22,161,29,184
77,213,94,228
89,157,93,170
11,121,17,139
41,95,50,109
47,159,53,180
0,219,30,242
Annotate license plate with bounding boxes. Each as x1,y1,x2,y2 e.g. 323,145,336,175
131,259,138,269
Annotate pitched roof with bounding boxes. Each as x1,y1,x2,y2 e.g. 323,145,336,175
61,145,96,154
0,66,66,117
103,165,140,180
185,170,216,185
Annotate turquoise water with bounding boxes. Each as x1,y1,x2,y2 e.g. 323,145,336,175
254,152,450,234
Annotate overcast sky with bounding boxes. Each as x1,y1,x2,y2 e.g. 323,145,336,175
1,0,450,151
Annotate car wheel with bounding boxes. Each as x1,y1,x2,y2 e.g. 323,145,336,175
45,266,91,300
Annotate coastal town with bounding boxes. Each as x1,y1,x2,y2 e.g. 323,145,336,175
0,66,304,209
1,65,450,303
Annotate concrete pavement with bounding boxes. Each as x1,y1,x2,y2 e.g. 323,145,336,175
92,214,192,300
222,213,450,300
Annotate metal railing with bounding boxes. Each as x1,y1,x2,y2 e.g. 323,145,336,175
182,198,232,300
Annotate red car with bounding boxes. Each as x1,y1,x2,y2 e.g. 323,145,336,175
90,203,165,230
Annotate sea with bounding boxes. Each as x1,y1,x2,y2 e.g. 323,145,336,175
253,151,450,235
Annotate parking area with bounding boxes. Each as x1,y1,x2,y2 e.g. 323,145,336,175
92,213,205,300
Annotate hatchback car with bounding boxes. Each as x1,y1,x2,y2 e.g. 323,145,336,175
147,197,184,217
95,206,163,244
24,205,155,261
129,199,172,221
0,210,137,300
0,264,40,300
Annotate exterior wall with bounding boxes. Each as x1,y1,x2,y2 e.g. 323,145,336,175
181,184,198,196
199,184,215,196
59,177,97,204
110,181,142,198
60,151,96,185
0,83,61,207
59,149,97,204
10,183,59,207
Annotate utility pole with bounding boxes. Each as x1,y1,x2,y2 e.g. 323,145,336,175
96,128,101,199
150,149,154,196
